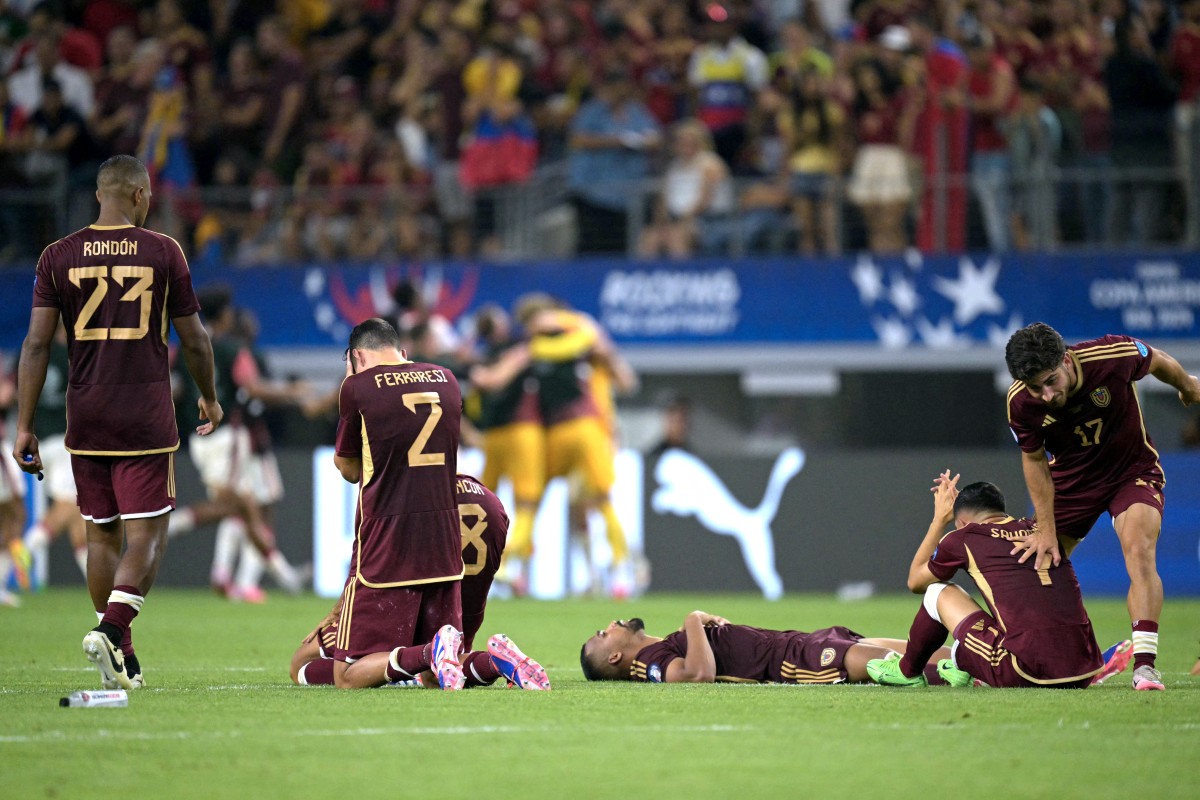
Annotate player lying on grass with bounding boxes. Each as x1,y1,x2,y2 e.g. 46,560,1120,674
866,471,1133,689
289,474,549,690
580,610,953,685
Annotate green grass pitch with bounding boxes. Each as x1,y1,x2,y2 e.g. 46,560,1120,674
2,590,1198,799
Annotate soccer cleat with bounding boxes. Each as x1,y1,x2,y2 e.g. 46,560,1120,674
431,625,465,691
488,634,551,690
9,540,32,591
228,585,267,604
83,629,133,690
1089,640,1133,686
103,654,144,690
0,588,20,607
865,651,927,687
936,658,977,688
1131,664,1165,691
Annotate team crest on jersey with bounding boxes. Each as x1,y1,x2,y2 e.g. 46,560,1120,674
1135,341,1148,357
648,664,662,683
820,648,836,667
1091,387,1111,408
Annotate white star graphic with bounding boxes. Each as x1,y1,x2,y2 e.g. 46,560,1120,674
987,313,1025,348
850,255,884,305
915,316,970,348
872,316,912,348
932,257,1006,326
888,274,921,317
303,268,325,298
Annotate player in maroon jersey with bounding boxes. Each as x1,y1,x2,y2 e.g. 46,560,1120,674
866,472,1129,689
11,154,222,690
1005,322,1200,690
289,474,549,690
580,612,953,685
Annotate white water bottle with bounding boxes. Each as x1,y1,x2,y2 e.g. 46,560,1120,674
59,689,128,708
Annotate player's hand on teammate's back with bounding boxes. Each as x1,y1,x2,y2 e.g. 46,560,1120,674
1010,526,1061,570
12,431,42,473
196,397,224,435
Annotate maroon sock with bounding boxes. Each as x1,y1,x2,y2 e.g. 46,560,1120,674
1132,619,1159,670
385,643,432,682
299,659,336,685
120,626,134,659
100,584,142,641
923,663,948,686
899,605,949,679
462,650,502,687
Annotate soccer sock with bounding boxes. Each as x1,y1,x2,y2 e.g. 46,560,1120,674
210,517,244,586
462,650,502,687
509,504,536,560
385,643,433,681
1132,620,1159,670
234,539,266,591
899,605,949,679
99,585,144,647
267,550,303,594
168,507,196,537
298,659,336,685
120,625,135,658
597,500,627,564
922,663,948,686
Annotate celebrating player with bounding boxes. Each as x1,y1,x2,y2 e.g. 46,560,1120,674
866,472,1130,689
580,610,951,685
1005,323,1200,690
290,474,549,690
12,155,222,689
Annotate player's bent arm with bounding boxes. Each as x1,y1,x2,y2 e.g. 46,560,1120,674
1020,449,1056,536
908,562,942,593
333,454,361,484
665,612,717,683
1148,348,1200,406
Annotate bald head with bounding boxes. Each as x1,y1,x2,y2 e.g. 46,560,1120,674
95,155,152,226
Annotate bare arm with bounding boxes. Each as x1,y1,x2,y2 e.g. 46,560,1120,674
664,611,726,683
467,345,530,392
907,471,958,592
1148,347,1200,406
1017,447,1060,569
333,454,361,484
11,306,59,472
173,313,223,435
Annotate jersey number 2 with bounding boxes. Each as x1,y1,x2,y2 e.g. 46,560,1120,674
69,266,153,341
402,391,445,467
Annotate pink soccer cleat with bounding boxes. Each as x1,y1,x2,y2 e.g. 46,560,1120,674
431,625,465,691
488,634,551,690
1131,664,1165,691
1090,640,1133,686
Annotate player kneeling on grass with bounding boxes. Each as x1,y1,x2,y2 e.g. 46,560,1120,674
865,471,1133,689
580,610,953,685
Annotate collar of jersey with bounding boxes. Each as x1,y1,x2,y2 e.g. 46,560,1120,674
89,224,135,230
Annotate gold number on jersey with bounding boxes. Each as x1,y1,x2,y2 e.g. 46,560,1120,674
459,502,488,576
402,391,445,467
1036,567,1052,586
68,265,154,341
1072,418,1103,447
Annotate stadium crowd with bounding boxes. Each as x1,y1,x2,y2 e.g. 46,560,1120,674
1,0,1198,262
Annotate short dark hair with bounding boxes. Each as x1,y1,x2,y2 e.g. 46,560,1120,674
580,644,614,681
349,317,401,351
1005,322,1066,382
953,482,1007,517
197,284,233,322
96,154,149,192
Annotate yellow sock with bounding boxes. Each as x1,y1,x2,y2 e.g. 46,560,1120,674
597,500,627,564
509,504,537,560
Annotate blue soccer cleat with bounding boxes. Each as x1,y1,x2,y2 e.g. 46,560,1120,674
488,634,551,690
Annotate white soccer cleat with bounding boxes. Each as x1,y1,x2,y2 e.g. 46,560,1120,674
431,625,465,691
488,634,551,690
1131,664,1165,691
83,630,133,690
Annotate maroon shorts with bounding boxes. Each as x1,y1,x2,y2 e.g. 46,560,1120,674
950,610,1090,689
776,626,863,684
1056,472,1165,541
333,578,462,663
71,451,176,522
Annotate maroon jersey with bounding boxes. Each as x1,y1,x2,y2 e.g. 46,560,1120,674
1007,335,1163,498
456,474,509,649
928,516,1102,683
31,224,201,455
630,624,861,684
335,360,462,586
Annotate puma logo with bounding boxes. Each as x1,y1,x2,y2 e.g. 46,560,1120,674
652,448,805,600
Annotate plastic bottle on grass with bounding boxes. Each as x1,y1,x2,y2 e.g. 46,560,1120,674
60,690,128,707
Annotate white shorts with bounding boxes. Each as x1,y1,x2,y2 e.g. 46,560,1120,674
0,441,26,503
40,434,76,501
243,450,284,506
188,425,251,496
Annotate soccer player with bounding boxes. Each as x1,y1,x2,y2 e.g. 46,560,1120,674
326,318,465,689
1005,323,1200,690
580,610,951,685
291,474,549,690
11,154,222,689
866,472,1129,689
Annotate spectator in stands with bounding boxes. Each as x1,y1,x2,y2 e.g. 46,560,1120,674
0,1,29,75
769,18,834,96
1105,11,1177,246
643,2,695,126
638,117,735,259
90,26,144,159
213,38,264,165
1068,72,1113,247
309,0,384,82
8,32,94,119
1169,0,1200,241
1008,76,1062,250
427,24,474,258
781,65,847,256
687,3,768,172
567,68,662,255
846,55,914,255
0,76,29,260
964,29,1017,252
8,2,102,74
255,15,306,178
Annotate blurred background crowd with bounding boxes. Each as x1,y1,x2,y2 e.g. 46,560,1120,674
1,0,1199,264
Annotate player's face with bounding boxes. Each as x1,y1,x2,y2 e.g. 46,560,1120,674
1024,356,1073,408
587,618,643,650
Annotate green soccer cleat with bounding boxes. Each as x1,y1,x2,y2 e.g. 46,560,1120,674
866,652,928,687
936,658,977,688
